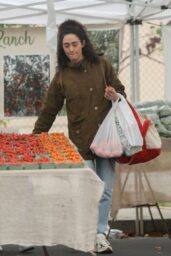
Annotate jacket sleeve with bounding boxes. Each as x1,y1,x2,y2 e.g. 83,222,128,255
102,57,127,98
33,72,65,134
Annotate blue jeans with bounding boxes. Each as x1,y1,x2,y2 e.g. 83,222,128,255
86,156,115,234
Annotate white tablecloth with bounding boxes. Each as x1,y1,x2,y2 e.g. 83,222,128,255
0,168,104,252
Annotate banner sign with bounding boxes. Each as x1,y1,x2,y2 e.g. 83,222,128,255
0,27,55,118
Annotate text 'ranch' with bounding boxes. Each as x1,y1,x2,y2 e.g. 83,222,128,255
0,30,35,48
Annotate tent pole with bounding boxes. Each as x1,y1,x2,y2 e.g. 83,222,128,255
129,20,141,103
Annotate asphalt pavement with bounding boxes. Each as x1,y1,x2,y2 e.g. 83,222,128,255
0,237,170,256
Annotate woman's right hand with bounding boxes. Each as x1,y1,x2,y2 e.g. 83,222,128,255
104,86,119,102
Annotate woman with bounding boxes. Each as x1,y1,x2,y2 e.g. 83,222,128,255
33,19,126,253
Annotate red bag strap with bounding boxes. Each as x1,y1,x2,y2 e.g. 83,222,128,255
126,101,151,138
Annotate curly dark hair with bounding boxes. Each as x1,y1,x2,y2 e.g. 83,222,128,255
57,19,99,69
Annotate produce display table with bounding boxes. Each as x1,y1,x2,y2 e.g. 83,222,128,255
0,168,103,252
0,133,104,253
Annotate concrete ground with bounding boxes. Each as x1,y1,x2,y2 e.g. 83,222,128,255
0,237,171,256
116,207,171,221
110,207,171,236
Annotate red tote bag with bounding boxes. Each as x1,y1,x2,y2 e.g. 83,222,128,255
116,102,162,165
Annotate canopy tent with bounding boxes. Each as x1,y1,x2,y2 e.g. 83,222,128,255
1,0,171,102
1,0,171,25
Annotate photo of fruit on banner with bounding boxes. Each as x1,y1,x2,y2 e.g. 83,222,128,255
0,133,84,170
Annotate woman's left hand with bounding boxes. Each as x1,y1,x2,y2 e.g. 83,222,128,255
104,86,119,101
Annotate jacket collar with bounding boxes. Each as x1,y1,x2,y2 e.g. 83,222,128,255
67,58,88,70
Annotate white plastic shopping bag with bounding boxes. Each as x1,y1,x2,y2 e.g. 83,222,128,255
90,101,123,158
115,94,143,156
116,103,161,165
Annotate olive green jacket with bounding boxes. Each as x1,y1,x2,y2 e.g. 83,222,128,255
33,56,126,160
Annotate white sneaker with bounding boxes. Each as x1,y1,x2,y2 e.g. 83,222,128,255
94,233,113,253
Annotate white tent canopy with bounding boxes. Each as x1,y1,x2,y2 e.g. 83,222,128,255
0,0,171,25
1,0,171,102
